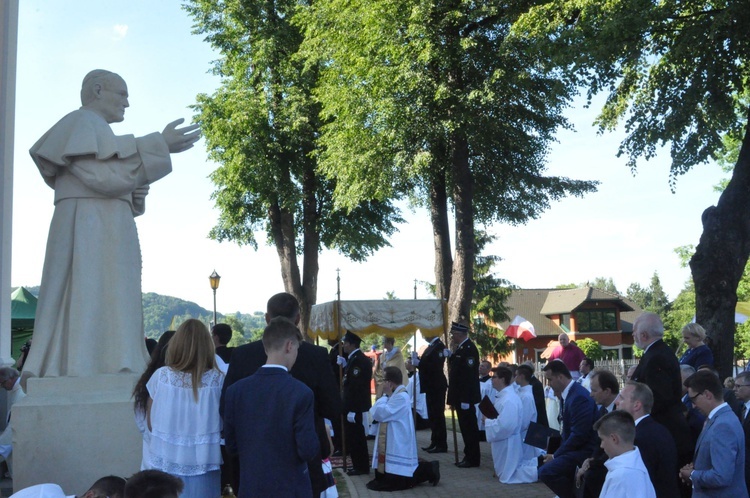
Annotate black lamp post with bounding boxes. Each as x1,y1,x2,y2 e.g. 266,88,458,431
209,270,221,326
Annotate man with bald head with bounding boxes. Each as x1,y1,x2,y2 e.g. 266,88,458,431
549,333,586,379
25,70,200,379
630,312,694,471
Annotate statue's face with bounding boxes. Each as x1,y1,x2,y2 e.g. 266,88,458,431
95,76,129,123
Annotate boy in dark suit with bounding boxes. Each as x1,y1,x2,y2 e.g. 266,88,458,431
224,317,320,498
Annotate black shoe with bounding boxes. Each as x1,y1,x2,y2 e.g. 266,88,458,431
455,460,479,468
332,450,342,457
366,435,376,440
426,446,447,453
422,444,436,451
430,461,440,486
346,468,370,476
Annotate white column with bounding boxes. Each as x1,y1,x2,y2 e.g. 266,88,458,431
0,0,19,367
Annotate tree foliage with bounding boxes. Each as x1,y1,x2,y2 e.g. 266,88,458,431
184,0,403,337
298,0,598,325
514,0,750,379
471,231,513,358
576,338,603,361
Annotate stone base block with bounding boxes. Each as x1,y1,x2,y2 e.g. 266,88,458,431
12,374,142,494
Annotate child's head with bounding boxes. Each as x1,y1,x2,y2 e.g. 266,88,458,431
593,410,636,458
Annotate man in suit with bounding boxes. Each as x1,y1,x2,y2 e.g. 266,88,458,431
224,316,320,497
446,322,482,468
631,312,694,466
733,371,750,494
338,330,373,475
576,368,620,498
538,360,599,498
221,292,341,496
680,370,747,498
408,332,449,453
617,381,680,498
211,323,234,363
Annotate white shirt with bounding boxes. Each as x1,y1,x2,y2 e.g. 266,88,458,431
146,367,224,475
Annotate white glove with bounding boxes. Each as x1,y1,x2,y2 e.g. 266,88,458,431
460,403,470,410
337,355,347,367
347,412,356,424
442,349,452,358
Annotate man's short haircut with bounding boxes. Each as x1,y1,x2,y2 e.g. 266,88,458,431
383,337,395,346
267,292,300,320
697,364,719,376
593,410,636,444
590,369,620,395
0,367,20,383
680,364,696,375
625,381,654,414
384,365,403,385
736,371,750,384
582,357,595,370
516,364,534,382
89,475,127,498
491,366,513,385
543,359,572,379
211,323,233,345
684,369,723,399
125,470,183,498
636,312,665,338
262,316,303,353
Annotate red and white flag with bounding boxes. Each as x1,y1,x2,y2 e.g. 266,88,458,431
505,315,536,341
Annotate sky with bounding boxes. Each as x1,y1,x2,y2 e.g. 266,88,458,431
9,1,726,316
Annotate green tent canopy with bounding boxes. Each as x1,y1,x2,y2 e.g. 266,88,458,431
10,287,36,361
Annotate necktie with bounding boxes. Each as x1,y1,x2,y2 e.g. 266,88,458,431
599,405,608,419
742,404,747,422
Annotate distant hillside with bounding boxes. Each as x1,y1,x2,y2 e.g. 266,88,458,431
12,286,265,342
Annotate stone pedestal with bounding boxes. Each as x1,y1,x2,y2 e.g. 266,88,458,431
12,374,142,494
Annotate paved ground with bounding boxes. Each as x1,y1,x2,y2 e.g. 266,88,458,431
337,428,554,498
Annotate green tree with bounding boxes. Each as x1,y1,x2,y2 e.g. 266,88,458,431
626,272,670,315
587,277,619,295
576,338,604,361
185,0,403,339
515,0,750,379
298,0,598,326
471,231,513,358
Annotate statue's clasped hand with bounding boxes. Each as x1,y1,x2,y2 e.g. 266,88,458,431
162,118,201,153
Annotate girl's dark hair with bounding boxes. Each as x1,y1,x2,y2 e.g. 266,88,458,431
133,330,175,413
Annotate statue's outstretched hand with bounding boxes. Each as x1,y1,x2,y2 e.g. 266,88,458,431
162,118,201,153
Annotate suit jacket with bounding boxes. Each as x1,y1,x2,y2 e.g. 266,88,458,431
224,368,320,498
447,338,481,407
343,349,372,413
635,415,680,498
529,375,549,428
221,339,341,472
417,338,448,395
632,339,694,463
692,404,748,498
735,402,750,493
554,381,598,460
215,345,234,364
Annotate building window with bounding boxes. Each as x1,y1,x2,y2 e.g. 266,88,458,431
575,309,618,332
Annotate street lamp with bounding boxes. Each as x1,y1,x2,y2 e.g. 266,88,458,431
209,270,221,326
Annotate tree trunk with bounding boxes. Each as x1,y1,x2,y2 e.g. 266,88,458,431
299,162,320,340
690,110,750,380
447,132,475,326
430,171,453,300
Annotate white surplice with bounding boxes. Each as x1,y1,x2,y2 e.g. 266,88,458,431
369,385,419,477
600,447,655,498
476,377,494,431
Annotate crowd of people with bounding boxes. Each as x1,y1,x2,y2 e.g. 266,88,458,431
8,293,750,498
